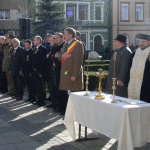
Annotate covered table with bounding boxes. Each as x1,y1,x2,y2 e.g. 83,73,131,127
64,91,150,150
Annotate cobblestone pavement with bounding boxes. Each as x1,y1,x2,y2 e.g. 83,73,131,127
0,91,150,150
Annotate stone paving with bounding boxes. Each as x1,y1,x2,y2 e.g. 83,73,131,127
0,91,150,150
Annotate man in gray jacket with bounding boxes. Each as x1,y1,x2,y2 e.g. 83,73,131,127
106,34,132,97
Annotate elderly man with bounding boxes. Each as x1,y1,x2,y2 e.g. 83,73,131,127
9,38,24,100
2,34,15,95
106,34,132,97
128,34,150,102
33,35,47,106
56,27,84,115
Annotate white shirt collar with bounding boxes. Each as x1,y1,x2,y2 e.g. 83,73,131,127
36,44,41,49
14,46,18,50
67,39,74,44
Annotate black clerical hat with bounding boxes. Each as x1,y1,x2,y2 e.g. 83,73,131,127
139,34,150,41
114,34,126,43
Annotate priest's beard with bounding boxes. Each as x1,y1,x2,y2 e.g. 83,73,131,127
140,44,150,50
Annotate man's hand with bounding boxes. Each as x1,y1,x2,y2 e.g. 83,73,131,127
20,71,22,75
53,63,56,67
55,52,59,58
117,80,124,87
62,52,71,59
9,71,11,74
33,69,37,72
39,74,43,78
22,74,24,77
71,76,76,81
46,54,49,58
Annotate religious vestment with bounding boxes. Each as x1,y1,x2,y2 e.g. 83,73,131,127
128,46,150,102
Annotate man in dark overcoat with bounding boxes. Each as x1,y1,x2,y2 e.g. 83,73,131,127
106,34,132,97
22,40,36,103
33,35,47,106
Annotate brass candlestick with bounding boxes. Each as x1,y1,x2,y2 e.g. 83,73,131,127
111,51,117,103
84,59,90,96
111,78,117,103
95,69,105,100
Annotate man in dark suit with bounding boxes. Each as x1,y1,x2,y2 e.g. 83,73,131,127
33,35,47,106
9,38,24,100
22,40,36,103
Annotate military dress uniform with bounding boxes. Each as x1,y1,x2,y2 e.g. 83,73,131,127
0,43,8,93
2,43,15,95
32,45,47,106
9,47,24,99
22,48,36,102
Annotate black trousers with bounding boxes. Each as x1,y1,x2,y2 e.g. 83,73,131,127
24,75,36,102
33,72,45,105
58,90,69,112
12,74,23,97
0,71,8,93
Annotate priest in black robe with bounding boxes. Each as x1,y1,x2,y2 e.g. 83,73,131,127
128,34,150,102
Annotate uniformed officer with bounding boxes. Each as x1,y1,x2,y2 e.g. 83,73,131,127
2,34,15,96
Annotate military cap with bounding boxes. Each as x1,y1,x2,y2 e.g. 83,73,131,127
6,34,14,39
139,34,150,41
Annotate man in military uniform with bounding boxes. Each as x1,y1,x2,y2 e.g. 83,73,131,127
22,40,36,103
9,38,24,100
33,35,47,106
2,34,15,95
0,36,8,93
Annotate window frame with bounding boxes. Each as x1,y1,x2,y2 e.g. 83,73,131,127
135,3,144,22
0,10,10,20
120,3,130,22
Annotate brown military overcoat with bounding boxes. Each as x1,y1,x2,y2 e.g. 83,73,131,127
58,39,84,92
2,44,13,73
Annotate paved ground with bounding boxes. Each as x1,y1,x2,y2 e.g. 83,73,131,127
0,91,150,150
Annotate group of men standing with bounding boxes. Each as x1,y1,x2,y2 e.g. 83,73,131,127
0,27,84,115
107,33,150,103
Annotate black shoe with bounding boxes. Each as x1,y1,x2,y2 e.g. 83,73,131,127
38,103,45,107
46,97,52,101
24,99,31,102
46,104,55,108
32,102,38,105
60,111,65,115
53,107,61,113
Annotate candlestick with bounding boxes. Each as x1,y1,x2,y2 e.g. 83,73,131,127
84,56,90,96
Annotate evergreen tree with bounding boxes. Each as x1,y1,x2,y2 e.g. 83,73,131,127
33,0,66,36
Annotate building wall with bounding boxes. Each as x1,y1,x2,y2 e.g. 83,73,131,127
113,0,150,49
0,0,29,37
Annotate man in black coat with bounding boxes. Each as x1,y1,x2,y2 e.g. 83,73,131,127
9,38,24,100
33,35,47,106
22,40,36,103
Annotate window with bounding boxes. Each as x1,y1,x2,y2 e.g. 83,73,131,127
121,4,129,21
95,6,101,20
136,4,144,21
66,5,76,25
79,5,87,20
0,11,10,19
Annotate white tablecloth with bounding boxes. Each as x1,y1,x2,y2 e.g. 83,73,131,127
64,91,150,150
